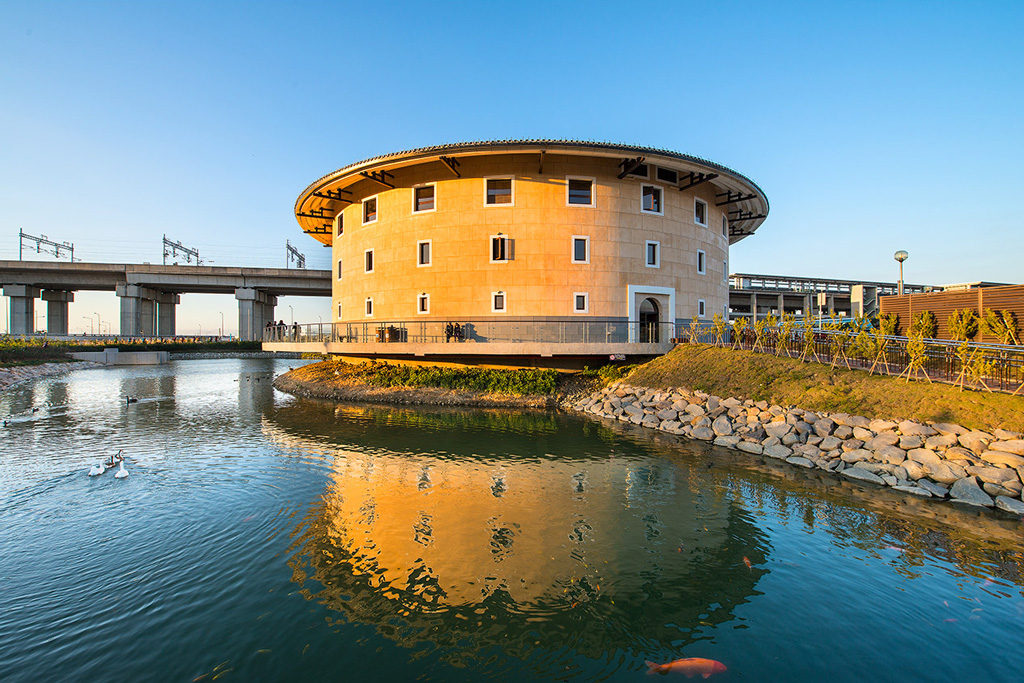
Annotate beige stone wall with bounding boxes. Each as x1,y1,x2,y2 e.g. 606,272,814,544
330,153,729,324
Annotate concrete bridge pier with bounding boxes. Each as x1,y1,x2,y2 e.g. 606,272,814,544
4,285,41,335
236,288,277,341
117,284,158,337
157,292,179,336
42,289,74,335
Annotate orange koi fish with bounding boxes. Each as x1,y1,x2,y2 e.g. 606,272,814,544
646,657,727,678
743,556,752,570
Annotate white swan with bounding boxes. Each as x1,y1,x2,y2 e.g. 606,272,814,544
115,461,129,479
88,463,105,476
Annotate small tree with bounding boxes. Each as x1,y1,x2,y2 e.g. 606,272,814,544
776,314,796,357
687,316,701,344
752,314,775,353
731,316,748,350
798,316,819,362
898,328,932,383
947,309,978,342
711,313,728,347
909,310,938,339
824,321,853,370
980,308,1019,345
868,313,898,376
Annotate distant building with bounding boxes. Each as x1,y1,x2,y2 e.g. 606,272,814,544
283,140,769,366
728,273,930,320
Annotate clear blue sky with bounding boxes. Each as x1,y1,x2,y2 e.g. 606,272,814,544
2,1,1021,334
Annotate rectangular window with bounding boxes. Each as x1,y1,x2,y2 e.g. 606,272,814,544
491,235,510,262
571,236,589,264
724,260,728,283
641,184,663,215
365,297,373,317
485,177,513,205
694,198,708,226
417,240,431,267
365,249,374,273
566,177,595,206
413,185,435,212
697,249,706,274
722,215,728,237
645,240,660,268
417,293,429,314
363,196,378,224
337,302,342,319
698,299,706,318
492,291,506,312
337,258,343,280
656,167,678,184
573,292,589,313
336,213,344,236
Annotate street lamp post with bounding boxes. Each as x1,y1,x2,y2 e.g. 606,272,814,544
289,305,294,324
82,316,93,334
894,250,909,296
220,311,225,337
94,312,101,335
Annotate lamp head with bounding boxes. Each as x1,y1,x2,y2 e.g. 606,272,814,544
894,250,909,263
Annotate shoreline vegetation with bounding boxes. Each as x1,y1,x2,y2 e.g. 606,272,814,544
0,338,263,368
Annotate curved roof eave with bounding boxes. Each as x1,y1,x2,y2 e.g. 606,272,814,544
294,140,769,246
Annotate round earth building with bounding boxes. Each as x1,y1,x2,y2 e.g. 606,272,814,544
291,140,768,366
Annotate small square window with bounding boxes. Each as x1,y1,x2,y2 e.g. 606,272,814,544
414,185,435,212
491,235,510,262
337,258,343,280
417,293,429,314
365,298,373,317
641,185,663,215
645,241,660,268
336,213,344,236
492,291,506,312
573,292,589,313
698,299,706,318
697,249,706,274
571,236,589,264
363,196,378,224
365,249,374,273
567,177,594,206
722,215,728,238
417,240,431,267
695,198,708,226
656,167,678,184
485,177,513,205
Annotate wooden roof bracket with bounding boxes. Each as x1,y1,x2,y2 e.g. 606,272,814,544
439,155,461,178
359,170,395,189
617,156,646,179
716,190,757,206
678,172,719,191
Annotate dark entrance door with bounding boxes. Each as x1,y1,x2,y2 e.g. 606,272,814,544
639,298,659,343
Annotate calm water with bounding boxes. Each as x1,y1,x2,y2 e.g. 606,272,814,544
1,359,1023,682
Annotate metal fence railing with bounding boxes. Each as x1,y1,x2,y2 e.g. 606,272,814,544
263,319,681,347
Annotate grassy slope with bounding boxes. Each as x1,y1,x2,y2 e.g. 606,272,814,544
625,344,1024,433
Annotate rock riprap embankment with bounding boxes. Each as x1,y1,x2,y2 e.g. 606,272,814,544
572,383,1024,517
0,362,96,391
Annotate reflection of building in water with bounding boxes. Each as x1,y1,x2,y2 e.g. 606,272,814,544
262,406,767,662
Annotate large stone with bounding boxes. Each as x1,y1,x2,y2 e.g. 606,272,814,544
853,426,875,440
685,403,706,417
841,439,865,452
655,409,678,421
908,448,942,466
642,415,661,427
898,435,923,450
898,420,937,437
782,432,801,446
965,465,1021,486
995,496,1024,515
949,476,995,507
989,439,1024,456
959,431,994,453
925,433,959,449
765,444,793,459
840,449,872,463
945,446,982,465
714,435,741,448
853,461,885,474
657,421,682,433
924,461,965,484
983,482,1019,499
874,445,907,465
893,485,933,497
932,422,967,436
915,478,949,497
737,441,763,454
834,425,854,439
837,414,871,428
869,419,898,433
787,456,815,468
624,403,644,417
765,422,793,438
692,426,715,441
866,432,899,450
842,468,885,485
814,418,835,437
711,416,733,436
993,429,1021,440
980,450,1024,468
819,435,843,451
794,444,822,459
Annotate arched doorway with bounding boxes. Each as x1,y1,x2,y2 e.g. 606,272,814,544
639,297,659,343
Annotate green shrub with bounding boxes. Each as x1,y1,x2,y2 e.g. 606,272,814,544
338,361,561,395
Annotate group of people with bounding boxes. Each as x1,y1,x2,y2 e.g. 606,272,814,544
444,322,465,342
265,320,300,341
